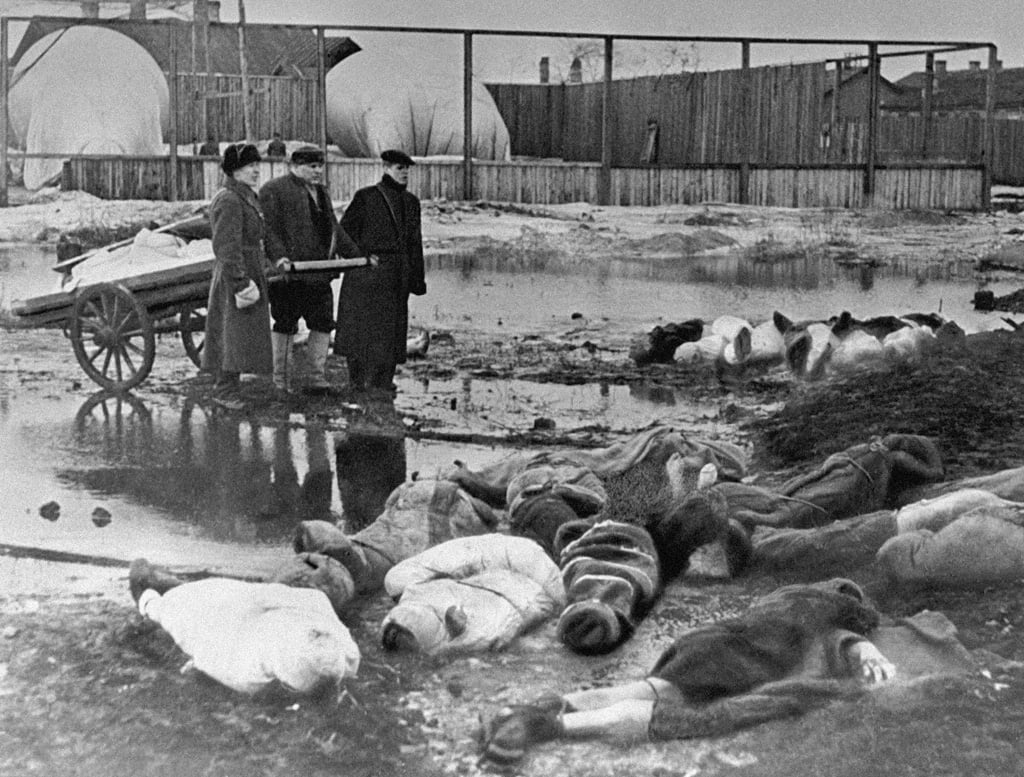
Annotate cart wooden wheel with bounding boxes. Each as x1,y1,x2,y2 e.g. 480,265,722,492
70,283,155,390
179,302,207,368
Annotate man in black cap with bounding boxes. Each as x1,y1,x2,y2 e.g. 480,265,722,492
334,149,426,395
259,144,360,393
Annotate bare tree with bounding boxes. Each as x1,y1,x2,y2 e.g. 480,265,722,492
550,38,700,83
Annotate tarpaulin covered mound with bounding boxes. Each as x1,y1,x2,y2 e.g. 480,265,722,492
380,534,564,655
10,27,168,189
136,578,360,695
325,45,510,160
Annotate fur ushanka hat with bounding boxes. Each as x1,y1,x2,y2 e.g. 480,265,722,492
221,142,261,175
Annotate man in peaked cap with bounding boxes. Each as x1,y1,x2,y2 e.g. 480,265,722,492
258,144,361,394
333,149,426,396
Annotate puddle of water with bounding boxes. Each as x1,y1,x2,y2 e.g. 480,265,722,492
406,377,725,437
2,242,1021,570
412,250,1017,335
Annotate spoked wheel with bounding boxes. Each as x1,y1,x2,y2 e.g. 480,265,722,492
70,283,155,390
179,302,207,368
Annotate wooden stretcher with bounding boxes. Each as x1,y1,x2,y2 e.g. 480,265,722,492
10,215,361,391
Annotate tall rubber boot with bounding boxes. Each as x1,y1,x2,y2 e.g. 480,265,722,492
271,331,293,392
305,330,332,393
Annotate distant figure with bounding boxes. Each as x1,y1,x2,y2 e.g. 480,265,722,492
334,149,426,395
198,136,219,157
266,132,287,159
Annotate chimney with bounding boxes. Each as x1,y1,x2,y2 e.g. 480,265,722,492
935,60,947,75
969,61,981,72
208,0,221,21
539,56,549,84
129,0,147,19
80,1,99,17
568,56,582,84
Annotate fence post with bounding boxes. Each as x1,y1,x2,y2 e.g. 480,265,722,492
599,36,613,206
922,53,934,158
237,0,252,141
983,45,997,209
463,32,473,201
316,27,329,189
739,40,750,204
0,17,8,208
168,26,179,202
829,58,842,162
864,43,879,202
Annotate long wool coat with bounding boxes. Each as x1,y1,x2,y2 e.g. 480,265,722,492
333,177,426,365
201,177,273,375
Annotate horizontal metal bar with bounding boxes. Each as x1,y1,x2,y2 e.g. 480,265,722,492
1,15,992,51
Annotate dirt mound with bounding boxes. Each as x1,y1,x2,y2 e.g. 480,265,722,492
861,209,966,229
622,229,736,256
748,331,1024,478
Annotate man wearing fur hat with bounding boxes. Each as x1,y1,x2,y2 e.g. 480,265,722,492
259,145,360,393
334,149,427,395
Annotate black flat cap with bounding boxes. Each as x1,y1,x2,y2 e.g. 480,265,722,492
291,145,325,165
381,149,415,166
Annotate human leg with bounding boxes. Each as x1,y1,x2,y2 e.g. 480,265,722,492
346,357,366,392
301,284,336,393
269,284,301,392
480,678,674,764
367,360,397,394
271,332,294,392
304,331,332,392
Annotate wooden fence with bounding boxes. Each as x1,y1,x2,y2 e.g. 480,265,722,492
154,66,1024,186
61,156,986,210
488,63,831,167
171,73,322,144
487,67,1024,185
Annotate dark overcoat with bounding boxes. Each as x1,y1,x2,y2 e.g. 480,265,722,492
201,177,273,375
333,178,426,365
258,172,338,284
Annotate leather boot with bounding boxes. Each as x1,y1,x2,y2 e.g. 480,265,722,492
271,331,293,392
305,330,332,393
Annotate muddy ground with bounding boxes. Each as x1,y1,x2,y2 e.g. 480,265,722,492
5,199,1024,776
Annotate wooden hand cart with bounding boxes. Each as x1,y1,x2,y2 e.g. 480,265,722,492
10,215,367,391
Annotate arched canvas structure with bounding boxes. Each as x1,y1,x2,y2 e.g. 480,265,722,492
325,45,510,160
10,27,169,189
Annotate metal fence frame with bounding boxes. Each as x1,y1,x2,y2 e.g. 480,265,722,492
0,15,997,207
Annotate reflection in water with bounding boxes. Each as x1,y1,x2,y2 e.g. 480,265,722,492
335,430,407,532
428,247,977,290
62,392,345,544
416,248,1005,338
629,383,678,406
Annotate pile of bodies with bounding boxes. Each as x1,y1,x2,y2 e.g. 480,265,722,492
128,424,1024,706
628,309,1016,379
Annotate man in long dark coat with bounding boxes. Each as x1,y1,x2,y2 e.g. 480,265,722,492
334,149,426,394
